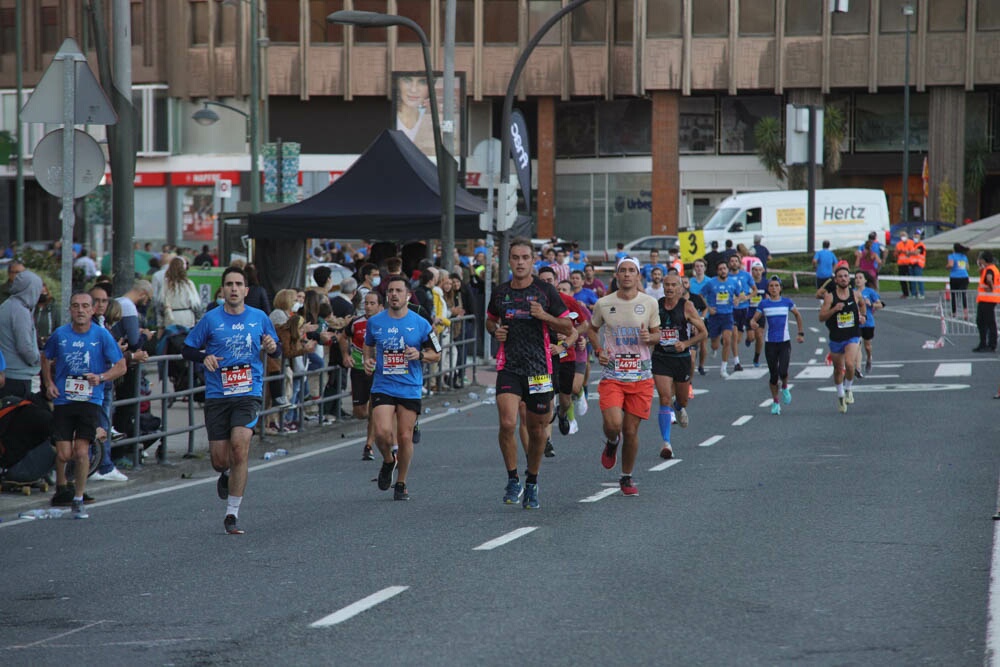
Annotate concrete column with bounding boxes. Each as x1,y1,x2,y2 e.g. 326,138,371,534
786,89,824,190
651,90,679,234
928,87,965,224
536,96,556,239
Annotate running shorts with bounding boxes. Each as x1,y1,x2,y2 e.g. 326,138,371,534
828,337,861,355
350,368,373,406
598,378,654,420
707,312,734,338
732,309,749,332
495,369,553,415
204,397,262,441
860,327,874,341
652,354,692,383
370,392,421,415
52,402,102,443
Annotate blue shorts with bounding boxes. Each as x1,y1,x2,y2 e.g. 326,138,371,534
733,308,749,332
707,312,734,338
828,337,861,355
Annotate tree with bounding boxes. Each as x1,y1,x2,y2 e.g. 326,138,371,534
754,116,786,183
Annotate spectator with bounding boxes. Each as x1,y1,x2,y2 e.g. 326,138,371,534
193,245,215,268
550,247,571,283
813,240,837,288
34,281,59,349
114,280,154,351
857,240,881,289
752,234,770,271
160,257,204,330
243,264,271,313
0,259,26,306
357,262,380,308
449,272,472,388
73,248,99,284
0,270,43,398
150,252,176,310
570,270,598,310
703,240,724,277
582,263,607,298
947,243,971,319
722,239,738,261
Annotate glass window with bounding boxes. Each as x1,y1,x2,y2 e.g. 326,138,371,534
0,9,14,55
152,88,171,154
880,0,915,34
269,0,301,43
607,173,653,245
449,0,475,44
555,174,598,249
720,96,780,154
929,2,964,31
485,0,517,43
573,0,606,43
396,0,431,44
40,5,60,53
353,0,388,43
616,0,634,43
740,0,775,35
693,0,728,36
529,1,562,45
598,99,651,156
854,92,928,152
680,96,716,154
556,102,597,158
647,0,682,37
832,0,870,34
785,0,822,36
978,0,1000,30
965,93,988,144
310,1,345,43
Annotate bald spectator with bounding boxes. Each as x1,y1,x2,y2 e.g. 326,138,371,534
115,280,154,351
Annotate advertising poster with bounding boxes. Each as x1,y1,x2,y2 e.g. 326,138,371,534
182,187,216,241
391,71,466,158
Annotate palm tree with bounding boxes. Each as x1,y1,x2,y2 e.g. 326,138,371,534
753,116,786,183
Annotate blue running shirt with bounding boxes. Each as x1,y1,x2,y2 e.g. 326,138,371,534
44,323,123,405
364,309,435,400
183,306,278,399
756,296,797,343
948,253,969,279
860,287,880,329
702,276,739,314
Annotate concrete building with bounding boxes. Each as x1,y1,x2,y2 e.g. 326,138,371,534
1,0,996,254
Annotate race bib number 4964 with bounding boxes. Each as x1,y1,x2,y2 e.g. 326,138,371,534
221,364,253,395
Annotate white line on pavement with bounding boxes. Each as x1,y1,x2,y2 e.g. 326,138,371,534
814,348,824,355
986,474,1000,665
818,337,827,343
649,459,682,472
863,374,900,379
732,415,753,426
698,435,725,448
310,586,409,628
759,398,773,407
579,488,620,503
473,527,539,551
809,327,820,333
934,362,972,377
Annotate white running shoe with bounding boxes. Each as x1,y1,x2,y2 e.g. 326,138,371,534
844,389,854,405
92,467,128,482
677,407,689,428
721,366,730,378
568,419,579,435
575,393,588,417
837,396,848,413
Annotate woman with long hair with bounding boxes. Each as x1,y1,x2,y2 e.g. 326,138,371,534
244,263,271,313
946,243,971,319
161,257,203,329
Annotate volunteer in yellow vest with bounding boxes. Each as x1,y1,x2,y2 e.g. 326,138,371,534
894,232,914,299
910,230,927,299
974,251,1000,353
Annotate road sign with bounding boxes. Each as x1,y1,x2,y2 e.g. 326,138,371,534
680,230,704,264
20,39,117,125
32,129,106,198
217,179,232,199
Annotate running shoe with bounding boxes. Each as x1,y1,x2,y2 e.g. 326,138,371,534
522,483,540,510
677,406,689,428
51,485,74,507
770,403,781,416
575,392,588,417
393,482,409,501
844,389,855,405
557,413,570,436
362,445,375,461
854,368,863,379
224,514,245,535
837,396,848,413
753,361,761,368
733,363,744,372
697,366,706,376
745,338,752,348
503,478,524,504
659,444,673,460
780,388,792,405
377,459,396,491
721,366,730,378
544,440,556,457
865,360,872,374
412,422,421,444
619,476,638,496
217,471,229,500
568,419,579,435
71,499,89,519
601,439,619,469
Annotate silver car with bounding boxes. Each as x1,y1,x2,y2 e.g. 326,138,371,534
614,235,679,264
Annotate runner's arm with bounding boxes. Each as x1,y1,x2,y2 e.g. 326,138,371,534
817,292,837,321
791,307,806,342
683,301,708,348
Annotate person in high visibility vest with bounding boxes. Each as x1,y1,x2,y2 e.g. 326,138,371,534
894,232,914,299
910,230,927,299
974,251,1000,353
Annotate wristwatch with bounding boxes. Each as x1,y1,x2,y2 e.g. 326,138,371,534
418,350,425,361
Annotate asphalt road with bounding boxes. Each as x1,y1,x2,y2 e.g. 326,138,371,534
1,297,999,666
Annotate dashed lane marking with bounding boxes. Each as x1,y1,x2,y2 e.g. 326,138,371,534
473,527,539,551
649,458,682,472
310,586,409,628
934,362,972,377
732,415,753,426
698,435,725,448
579,488,620,503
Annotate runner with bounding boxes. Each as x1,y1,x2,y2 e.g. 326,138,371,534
687,259,710,376
856,270,883,376
818,265,866,414
182,266,281,534
42,292,127,518
701,260,739,377
652,273,707,459
343,290,383,460
727,254,753,372
363,276,441,501
486,238,573,509
748,276,805,416
586,257,660,496
748,260,767,367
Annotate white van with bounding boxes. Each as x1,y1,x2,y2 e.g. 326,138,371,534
701,189,890,254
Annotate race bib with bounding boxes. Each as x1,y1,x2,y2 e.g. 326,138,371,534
716,291,730,305
383,349,408,375
659,328,680,347
528,374,553,394
750,294,763,307
958,260,967,270
836,312,855,329
65,375,93,402
221,364,252,396
613,354,641,378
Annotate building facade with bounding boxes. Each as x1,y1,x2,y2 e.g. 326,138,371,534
1,0,997,254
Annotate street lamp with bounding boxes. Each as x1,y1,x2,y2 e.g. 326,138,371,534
327,10,456,272
191,100,258,212
901,2,914,223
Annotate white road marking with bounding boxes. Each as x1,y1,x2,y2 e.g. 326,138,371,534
759,398,773,407
795,366,833,380
9,620,109,649
986,475,1000,666
934,362,972,377
818,337,827,343
814,348,824,355
809,327,820,333
732,415,753,426
473,527,539,551
817,383,969,393
698,435,725,448
862,374,900,379
310,586,409,627
725,367,769,380
579,488,620,503
649,458,683,472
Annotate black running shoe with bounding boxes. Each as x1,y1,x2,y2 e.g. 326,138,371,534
544,440,556,457
377,460,396,491
733,363,744,372
51,485,74,507
362,445,375,461
412,422,421,444
697,366,706,376
557,414,570,436
224,514,245,535
217,471,229,500
393,482,409,501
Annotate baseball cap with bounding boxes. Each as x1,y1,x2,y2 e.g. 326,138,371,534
616,257,640,271
750,260,764,269
835,259,850,270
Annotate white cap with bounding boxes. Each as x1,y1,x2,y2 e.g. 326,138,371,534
616,257,640,271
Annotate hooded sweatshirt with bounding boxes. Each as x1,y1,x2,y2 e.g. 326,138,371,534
0,270,42,380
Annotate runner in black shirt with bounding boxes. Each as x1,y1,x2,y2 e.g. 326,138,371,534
487,238,573,509
818,265,866,414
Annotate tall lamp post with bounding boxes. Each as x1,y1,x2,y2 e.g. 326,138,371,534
901,2,914,223
191,100,258,212
327,10,456,272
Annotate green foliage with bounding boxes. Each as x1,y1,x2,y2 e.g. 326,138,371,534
766,256,789,269
938,177,958,224
0,130,14,164
823,104,846,174
966,140,989,196
753,116,786,183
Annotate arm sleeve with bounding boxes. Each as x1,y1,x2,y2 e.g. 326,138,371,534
182,345,207,364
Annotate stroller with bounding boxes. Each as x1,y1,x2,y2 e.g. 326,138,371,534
0,396,59,496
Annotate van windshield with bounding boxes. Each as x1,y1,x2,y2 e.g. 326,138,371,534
703,207,740,231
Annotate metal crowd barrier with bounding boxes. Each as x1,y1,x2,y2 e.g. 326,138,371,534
937,290,994,338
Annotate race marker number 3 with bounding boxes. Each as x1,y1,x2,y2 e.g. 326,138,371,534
680,230,704,264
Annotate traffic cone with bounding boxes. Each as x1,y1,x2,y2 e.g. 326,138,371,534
944,282,951,302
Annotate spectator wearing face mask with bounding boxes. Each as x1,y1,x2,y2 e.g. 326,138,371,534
357,263,381,312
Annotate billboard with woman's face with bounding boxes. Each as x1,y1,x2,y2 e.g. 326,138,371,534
392,71,466,159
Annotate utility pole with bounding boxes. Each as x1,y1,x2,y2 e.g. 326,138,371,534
441,0,456,272
14,0,23,245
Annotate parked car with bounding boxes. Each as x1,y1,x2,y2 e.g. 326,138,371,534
305,261,354,292
888,221,955,246
612,235,680,264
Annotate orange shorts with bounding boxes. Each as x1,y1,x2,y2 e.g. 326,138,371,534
598,378,654,420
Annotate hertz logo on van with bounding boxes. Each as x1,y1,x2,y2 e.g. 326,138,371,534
822,206,866,224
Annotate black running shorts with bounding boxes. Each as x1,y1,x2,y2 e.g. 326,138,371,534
204,397,262,441
350,368,373,406
370,392,421,415
52,402,102,443
652,354,692,383
495,369,553,415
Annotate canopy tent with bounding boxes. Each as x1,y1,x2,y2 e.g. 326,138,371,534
248,129,488,241
922,214,1000,251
